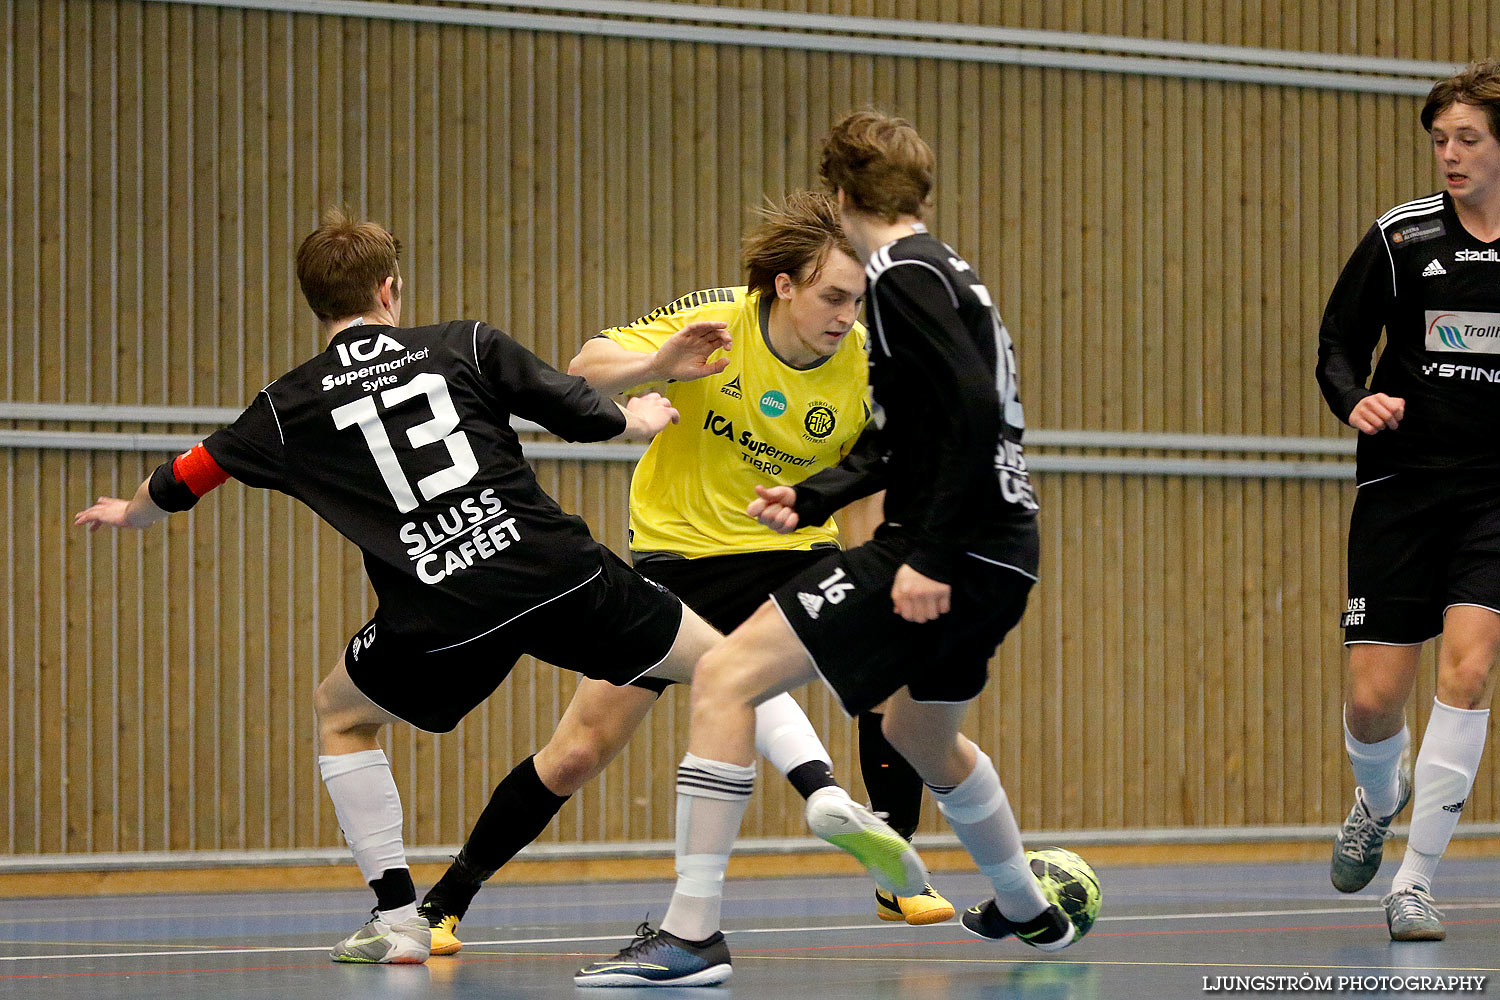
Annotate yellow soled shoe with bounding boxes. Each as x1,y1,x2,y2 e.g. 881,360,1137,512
418,903,464,956
875,884,956,925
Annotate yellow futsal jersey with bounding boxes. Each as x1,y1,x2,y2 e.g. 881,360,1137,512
600,286,870,558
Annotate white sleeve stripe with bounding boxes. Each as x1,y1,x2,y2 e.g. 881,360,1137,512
261,389,285,445
1380,229,1397,297
1377,193,1443,226
472,320,482,367
1377,204,1444,230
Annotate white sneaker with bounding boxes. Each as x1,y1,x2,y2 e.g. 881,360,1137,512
805,788,929,897
329,911,431,964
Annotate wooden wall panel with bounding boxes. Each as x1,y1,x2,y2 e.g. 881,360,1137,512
3,0,1498,859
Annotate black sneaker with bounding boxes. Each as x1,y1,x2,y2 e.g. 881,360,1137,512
575,922,732,987
961,899,1077,952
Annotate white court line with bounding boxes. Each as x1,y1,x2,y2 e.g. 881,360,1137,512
3,902,1500,964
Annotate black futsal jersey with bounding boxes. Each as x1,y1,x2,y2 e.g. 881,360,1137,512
791,225,1039,585
1317,191,1500,482
200,320,626,641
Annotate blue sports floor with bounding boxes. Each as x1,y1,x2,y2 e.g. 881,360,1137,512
1,860,1496,998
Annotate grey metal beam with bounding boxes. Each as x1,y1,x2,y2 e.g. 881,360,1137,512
154,0,1444,96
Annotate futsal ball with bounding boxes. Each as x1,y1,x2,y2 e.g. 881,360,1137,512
1027,847,1101,939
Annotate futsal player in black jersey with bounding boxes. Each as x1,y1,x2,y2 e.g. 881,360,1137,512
578,111,1077,988
1317,63,1500,941
72,209,726,965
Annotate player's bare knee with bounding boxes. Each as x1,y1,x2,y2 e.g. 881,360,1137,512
312,677,342,729
1347,672,1409,721
539,733,612,792
1437,654,1497,709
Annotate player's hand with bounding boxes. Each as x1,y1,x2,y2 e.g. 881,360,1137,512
653,321,731,382
747,484,799,533
1348,393,1405,434
73,497,138,532
623,392,680,438
891,564,950,623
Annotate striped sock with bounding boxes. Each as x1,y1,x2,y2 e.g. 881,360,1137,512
660,753,755,942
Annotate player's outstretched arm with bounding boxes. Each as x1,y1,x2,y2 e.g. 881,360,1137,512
569,320,730,396
747,484,799,533
73,478,169,532
615,392,681,440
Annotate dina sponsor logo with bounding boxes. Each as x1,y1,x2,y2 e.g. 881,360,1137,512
759,389,788,417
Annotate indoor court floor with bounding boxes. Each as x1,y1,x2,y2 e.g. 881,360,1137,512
1,859,1496,999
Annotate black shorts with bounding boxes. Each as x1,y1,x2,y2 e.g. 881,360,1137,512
1343,472,1500,644
343,548,683,732
769,535,1036,715
634,548,835,634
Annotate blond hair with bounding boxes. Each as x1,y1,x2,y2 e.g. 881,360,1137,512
295,207,402,322
741,190,856,299
819,110,935,222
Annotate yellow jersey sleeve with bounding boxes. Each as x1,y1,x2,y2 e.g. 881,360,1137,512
597,288,741,395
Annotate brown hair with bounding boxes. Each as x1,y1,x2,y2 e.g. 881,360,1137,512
1421,60,1500,138
295,207,402,322
819,110,935,222
741,190,856,300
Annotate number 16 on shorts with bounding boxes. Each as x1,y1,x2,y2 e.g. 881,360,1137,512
797,568,855,620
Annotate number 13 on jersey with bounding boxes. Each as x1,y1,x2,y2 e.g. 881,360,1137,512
331,372,479,513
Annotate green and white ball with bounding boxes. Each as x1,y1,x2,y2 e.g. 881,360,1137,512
1028,847,1102,939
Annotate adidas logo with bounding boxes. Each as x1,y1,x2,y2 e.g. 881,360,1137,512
720,374,742,399
1442,797,1467,814
1422,259,1447,277
797,591,825,619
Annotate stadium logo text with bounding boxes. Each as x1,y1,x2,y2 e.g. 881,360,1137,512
1455,248,1500,262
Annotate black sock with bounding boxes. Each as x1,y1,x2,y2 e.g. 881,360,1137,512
371,867,417,913
784,759,838,800
857,710,922,841
422,755,569,920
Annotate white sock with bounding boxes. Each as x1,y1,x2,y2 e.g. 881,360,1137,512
660,753,755,942
1343,709,1409,817
929,746,1047,921
754,693,833,775
1392,699,1489,893
381,902,419,924
318,750,408,884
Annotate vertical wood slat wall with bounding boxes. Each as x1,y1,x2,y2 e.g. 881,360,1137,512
3,0,1495,856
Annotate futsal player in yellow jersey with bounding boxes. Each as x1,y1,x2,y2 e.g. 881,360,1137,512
416,192,947,954
600,285,869,559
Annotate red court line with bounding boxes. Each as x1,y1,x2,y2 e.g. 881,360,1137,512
0,953,543,981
